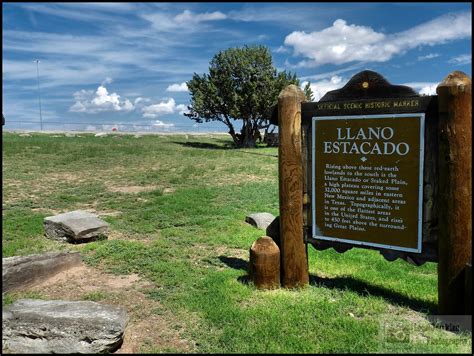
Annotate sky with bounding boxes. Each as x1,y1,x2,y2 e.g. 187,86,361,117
2,2,472,132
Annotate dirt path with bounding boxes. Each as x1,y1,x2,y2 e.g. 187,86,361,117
28,262,196,353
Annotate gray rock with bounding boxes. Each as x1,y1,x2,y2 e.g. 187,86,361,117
2,299,128,354
2,251,82,294
245,212,276,230
44,210,109,243
94,132,107,137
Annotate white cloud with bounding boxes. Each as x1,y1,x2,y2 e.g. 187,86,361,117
174,10,226,24
301,77,440,101
101,77,113,85
153,120,175,129
301,76,345,101
403,82,439,96
449,54,471,65
141,98,187,118
142,9,226,32
166,82,188,92
419,85,438,96
417,53,440,61
176,104,188,115
284,12,471,67
285,19,387,66
274,46,289,53
70,83,134,113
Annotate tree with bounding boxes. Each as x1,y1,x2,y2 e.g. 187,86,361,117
185,45,313,148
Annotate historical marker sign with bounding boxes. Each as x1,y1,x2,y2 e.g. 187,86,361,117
312,113,425,253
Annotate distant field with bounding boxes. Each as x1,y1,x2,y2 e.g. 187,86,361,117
2,132,471,353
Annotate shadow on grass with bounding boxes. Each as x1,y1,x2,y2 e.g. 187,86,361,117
309,274,437,314
218,256,248,271
172,140,235,150
218,256,251,285
217,256,437,313
172,140,274,153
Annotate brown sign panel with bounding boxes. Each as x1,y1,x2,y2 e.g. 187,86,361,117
312,114,425,252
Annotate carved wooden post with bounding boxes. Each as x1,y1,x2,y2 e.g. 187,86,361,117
436,71,472,315
249,236,280,289
278,85,309,288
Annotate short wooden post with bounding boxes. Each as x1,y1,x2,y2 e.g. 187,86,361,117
277,85,309,288
436,71,472,315
249,236,280,289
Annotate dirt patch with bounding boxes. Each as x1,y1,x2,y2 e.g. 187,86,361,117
26,262,196,353
45,172,86,183
108,230,155,245
81,207,123,217
30,208,63,215
212,173,273,187
31,264,152,296
108,185,159,194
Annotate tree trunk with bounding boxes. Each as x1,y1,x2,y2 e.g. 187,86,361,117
228,127,240,146
240,134,256,148
237,120,257,148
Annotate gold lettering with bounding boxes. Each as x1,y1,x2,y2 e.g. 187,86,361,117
343,102,363,110
364,101,391,109
393,100,419,108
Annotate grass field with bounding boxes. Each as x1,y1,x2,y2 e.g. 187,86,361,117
2,132,471,353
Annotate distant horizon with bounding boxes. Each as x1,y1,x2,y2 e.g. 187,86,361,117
2,128,231,135
3,2,472,132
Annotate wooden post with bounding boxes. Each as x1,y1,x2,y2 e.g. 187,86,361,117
436,71,472,315
278,85,309,288
249,236,280,289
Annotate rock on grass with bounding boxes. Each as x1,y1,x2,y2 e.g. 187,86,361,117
2,251,82,293
44,210,109,243
245,212,276,230
2,299,128,354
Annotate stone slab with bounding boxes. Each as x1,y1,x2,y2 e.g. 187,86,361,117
245,212,276,230
44,210,109,243
3,299,128,354
2,251,82,294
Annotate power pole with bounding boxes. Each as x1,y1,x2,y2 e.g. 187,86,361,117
34,59,43,131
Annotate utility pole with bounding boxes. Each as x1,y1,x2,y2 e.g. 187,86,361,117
34,59,43,131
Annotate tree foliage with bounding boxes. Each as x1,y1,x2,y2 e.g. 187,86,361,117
185,45,313,147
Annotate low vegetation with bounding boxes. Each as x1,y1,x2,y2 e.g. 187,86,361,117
2,132,471,353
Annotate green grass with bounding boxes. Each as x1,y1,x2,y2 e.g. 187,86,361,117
2,132,471,353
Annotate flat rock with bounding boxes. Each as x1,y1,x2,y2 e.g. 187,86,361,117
2,251,82,294
2,299,128,354
245,212,276,230
44,210,109,243
94,132,107,137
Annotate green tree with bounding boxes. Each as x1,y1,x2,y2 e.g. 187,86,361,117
185,45,313,148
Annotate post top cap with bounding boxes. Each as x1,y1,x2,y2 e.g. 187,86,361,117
437,71,471,88
278,84,306,101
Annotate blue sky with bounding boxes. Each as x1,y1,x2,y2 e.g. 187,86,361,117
2,2,472,132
